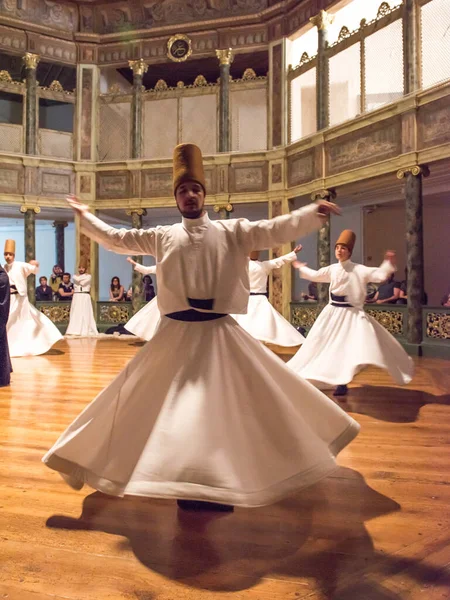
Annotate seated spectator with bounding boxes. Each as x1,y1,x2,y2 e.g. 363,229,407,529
441,288,450,307
397,269,428,305
58,273,74,302
365,282,378,303
125,285,133,302
143,275,155,302
36,276,53,301
371,273,401,304
301,282,317,302
109,276,125,302
50,264,63,301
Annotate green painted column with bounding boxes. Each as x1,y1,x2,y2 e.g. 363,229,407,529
21,205,39,303
216,49,234,152
129,59,148,159
398,165,428,351
310,11,334,302
23,53,40,155
403,0,420,94
128,209,147,315
312,189,336,306
53,220,68,271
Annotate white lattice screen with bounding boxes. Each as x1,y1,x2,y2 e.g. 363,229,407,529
231,88,267,152
143,98,178,159
421,0,450,89
0,123,23,153
180,94,217,155
99,102,131,161
39,129,73,159
365,19,404,111
290,68,317,142
329,42,361,126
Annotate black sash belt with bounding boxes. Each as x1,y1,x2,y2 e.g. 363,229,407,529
167,297,226,322
74,291,90,294
250,292,268,297
166,310,226,322
330,293,353,308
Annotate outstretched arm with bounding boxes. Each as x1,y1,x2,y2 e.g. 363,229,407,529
364,251,396,284
263,244,302,271
238,202,340,254
66,196,156,256
126,257,156,275
293,261,332,283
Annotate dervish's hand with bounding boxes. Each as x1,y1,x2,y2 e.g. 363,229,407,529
29,260,39,267
293,244,303,253
385,250,396,265
316,200,341,219
66,194,90,215
293,260,307,270
126,257,136,265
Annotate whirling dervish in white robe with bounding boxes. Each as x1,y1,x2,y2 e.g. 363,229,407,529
288,230,414,393
232,247,305,347
65,268,98,337
124,261,160,341
43,144,360,509
3,239,62,358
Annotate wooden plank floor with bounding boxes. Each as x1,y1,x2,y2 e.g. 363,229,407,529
1,337,450,600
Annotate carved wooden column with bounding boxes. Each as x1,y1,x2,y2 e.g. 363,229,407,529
403,0,420,94
52,220,68,271
216,49,233,152
397,165,428,352
129,59,148,159
21,206,40,303
76,65,100,300
127,209,147,315
269,198,292,320
311,189,336,306
23,53,40,155
310,10,334,131
213,202,233,220
269,40,288,149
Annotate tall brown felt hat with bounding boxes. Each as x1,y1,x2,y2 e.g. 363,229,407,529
173,143,206,195
4,239,15,254
335,230,356,254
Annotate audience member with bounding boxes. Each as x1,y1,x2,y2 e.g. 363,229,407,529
58,273,74,302
49,265,63,301
143,275,155,302
301,282,318,302
35,276,53,301
441,288,450,307
109,276,124,302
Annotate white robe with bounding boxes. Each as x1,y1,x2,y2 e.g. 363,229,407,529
232,252,305,347
65,273,98,338
124,265,160,341
43,205,360,507
5,261,63,358
288,260,414,387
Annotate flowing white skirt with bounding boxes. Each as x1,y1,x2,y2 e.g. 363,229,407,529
125,297,161,341
7,295,63,358
65,294,98,337
43,315,359,507
288,304,414,387
232,295,305,347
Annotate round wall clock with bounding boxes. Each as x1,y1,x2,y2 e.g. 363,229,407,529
167,34,192,62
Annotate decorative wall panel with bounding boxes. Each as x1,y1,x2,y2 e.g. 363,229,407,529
143,98,178,159
181,94,217,155
231,87,268,152
97,171,130,200
287,151,315,187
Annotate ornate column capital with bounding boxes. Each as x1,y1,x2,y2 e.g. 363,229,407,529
52,220,68,228
128,59,148,77
214,202,233,215
23,53,40,70
20,205,41,214
216,48,234,66
397,165,430,179
310,189,337,201
310,10,335,31
126,208,147,217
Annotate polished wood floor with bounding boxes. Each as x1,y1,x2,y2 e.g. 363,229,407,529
1,337,450,600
